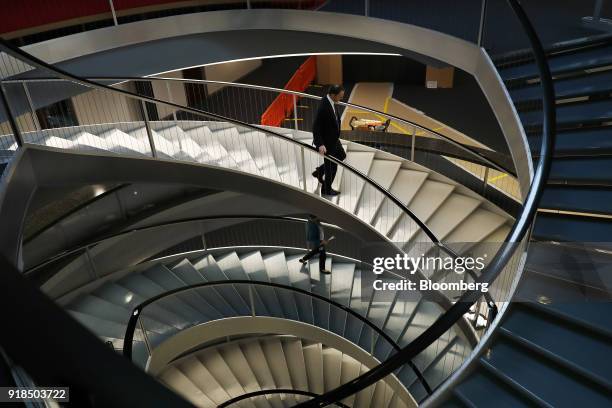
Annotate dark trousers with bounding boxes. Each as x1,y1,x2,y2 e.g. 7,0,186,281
316,159,338,193
301,242,326,271
316,143,345,193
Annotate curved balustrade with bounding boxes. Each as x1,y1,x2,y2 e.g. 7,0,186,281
0,32,529,404
122,279,432,395
24,215,358,279
1,38,513,331
218,389,350,408
3,75,521,204
293,0,556,405
0,39,441,253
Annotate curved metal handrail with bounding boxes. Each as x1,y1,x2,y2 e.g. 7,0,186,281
217,389,350,408
26,208,496,333
4,75,515,176
2,38,498,322
294,0,556,405
122,279,432,395
27,207,492,345
3,39,496,347
24,215,351,277
23,183,129,245
0,3,548,408
0,39,444,251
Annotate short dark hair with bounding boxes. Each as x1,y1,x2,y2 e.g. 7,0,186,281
328,84,345,96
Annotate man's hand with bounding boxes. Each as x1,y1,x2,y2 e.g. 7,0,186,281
321,240,328,246
318,145,327,156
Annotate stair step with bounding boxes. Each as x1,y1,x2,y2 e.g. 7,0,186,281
529,127,612,157
500,44,612,83
480,338,611,407
533,213,612,242
519,99,612,130
548,156,612,185
511,70,612,105
498,316,612,390
356,159,402,223
541,185,612,215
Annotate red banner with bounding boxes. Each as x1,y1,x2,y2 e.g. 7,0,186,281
1,1,326,35
261,56,317,127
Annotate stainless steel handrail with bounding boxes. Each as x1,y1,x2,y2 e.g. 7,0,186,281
0,39,444,249
294,0,556,405
1,38,491,346
2,75,514,175
24,215,350,276
122,278,431,394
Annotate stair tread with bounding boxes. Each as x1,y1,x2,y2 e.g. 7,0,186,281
481,338,611,407
500,44,612,82
519,99,612,129
511,70,612,103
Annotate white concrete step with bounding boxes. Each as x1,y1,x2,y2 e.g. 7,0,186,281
356,159,402,224
373,169,429,236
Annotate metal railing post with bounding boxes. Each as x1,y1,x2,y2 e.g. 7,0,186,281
0,83,24,147
108,0,119,26
365,0,370,16
85,247,99,279
21,82,41,131
473,298,483,328
410,126,416,162
140,99,158,158
477,0,488,47
138,317,152,356
301,145,307,191
246,0,251,9
293,94,299,130
248,286,256,317
370,330,374,355
593,0,604,21
165,81,178,122
482,166,490,195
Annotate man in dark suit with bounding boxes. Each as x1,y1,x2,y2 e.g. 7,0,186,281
312,84,346,196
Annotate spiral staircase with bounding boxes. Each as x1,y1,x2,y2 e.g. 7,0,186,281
0,2,610,408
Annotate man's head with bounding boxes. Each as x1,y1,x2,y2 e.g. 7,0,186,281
308,214,319,222
328,84,345,102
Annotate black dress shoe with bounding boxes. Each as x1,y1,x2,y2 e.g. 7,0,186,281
312,170,323,184
321,189,340,196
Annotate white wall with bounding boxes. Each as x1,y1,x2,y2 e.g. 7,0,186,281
204,59,262,94
152,70,188,119
72,83,142,126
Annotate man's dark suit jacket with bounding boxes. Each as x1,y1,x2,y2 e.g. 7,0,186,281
312,97,346,159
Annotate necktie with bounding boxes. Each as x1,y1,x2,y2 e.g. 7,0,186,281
331,100,339,127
